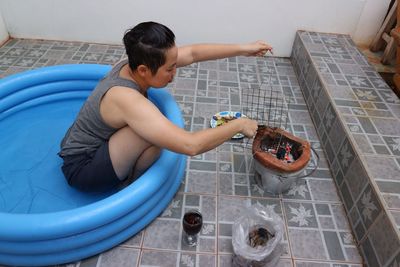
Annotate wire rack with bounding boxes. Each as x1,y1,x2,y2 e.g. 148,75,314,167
231,69,291,175
241,74,290,130
238,72,292,152
235,65,319,187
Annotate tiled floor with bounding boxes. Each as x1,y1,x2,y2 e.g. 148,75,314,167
357,44,396,74
0,39,363,266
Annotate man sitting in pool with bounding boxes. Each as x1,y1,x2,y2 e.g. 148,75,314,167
58,21,272,192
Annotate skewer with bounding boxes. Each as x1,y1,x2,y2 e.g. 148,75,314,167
267,74,273,127
278,96,284,129
284,97,291,131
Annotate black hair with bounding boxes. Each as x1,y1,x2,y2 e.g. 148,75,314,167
123,21,175,75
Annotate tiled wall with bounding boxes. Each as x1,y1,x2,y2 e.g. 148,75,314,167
291,31,400,266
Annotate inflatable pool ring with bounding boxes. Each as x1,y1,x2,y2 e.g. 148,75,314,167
0,64,186,266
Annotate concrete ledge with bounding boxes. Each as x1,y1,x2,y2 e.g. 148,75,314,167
291,30,400,267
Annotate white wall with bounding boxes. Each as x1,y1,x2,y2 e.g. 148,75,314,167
0,8,9,45
0,0,391,57
353,0,392,45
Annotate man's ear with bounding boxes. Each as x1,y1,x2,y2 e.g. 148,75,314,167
136,65,150,77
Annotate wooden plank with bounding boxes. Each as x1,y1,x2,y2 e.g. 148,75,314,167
370,0,397,52
382,35,396,64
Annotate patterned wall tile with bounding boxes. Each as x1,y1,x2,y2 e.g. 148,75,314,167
314,83,330,117
367,214,400,266
355,184,381,231
331,160,344,186
360,237,380,267
354,218,367,244
386,251,400,267
339,180,354,212
327,117,347,151
321,102,336,135
343,157,369,203
336,137,356,176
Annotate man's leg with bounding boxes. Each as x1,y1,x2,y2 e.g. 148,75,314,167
131,146,161,180
109,126,160,180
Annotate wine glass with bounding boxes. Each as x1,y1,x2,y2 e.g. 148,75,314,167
182,210,203,246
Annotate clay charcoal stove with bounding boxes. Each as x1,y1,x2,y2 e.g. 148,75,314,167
241,71,318,194
252,126,311,174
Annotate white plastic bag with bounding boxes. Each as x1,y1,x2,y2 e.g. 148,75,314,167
232,203,284,267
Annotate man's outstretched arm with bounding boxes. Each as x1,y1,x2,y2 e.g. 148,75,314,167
176,41,273,67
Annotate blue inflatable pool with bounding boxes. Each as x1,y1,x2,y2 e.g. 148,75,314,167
0,64,186,266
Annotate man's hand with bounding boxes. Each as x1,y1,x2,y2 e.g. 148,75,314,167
235,117,259,139
242,40,273,57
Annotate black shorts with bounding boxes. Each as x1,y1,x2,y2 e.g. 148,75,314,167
61,142,121,192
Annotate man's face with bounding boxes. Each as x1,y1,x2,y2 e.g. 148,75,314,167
149,46,177,88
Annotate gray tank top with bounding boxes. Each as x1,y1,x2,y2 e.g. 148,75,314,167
59,59,140,157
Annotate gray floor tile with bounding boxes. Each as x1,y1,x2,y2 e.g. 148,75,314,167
98,247,139,267
139,250,178,266
0,38,364,267
143,219,181,250
289,228,328,260
121,231,144,248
